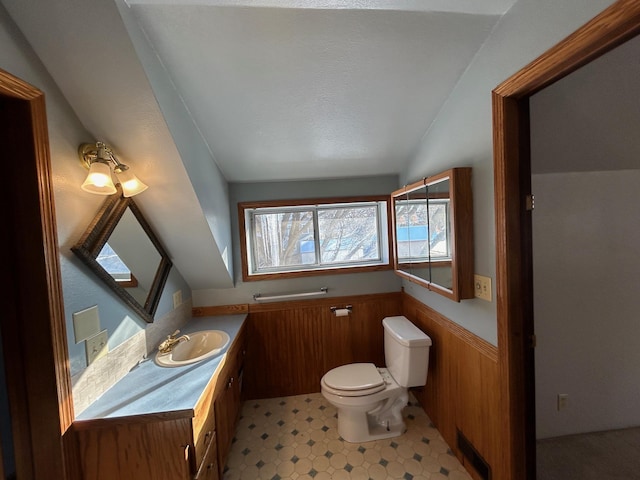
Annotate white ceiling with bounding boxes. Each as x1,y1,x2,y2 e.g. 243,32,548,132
126,0,515,15
3,0,518,289
128,3,501,182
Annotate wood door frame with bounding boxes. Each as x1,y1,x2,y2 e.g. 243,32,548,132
0,69,76,478
492,1,640,478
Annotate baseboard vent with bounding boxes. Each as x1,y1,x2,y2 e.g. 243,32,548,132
457,429,491,480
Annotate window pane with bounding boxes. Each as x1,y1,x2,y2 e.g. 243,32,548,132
253,210,315,269
395,202,429,260
243,199,388,277
318,206,380,264
428,202,449,258
97,242,133,281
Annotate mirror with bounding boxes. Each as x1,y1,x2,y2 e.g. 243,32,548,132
72,190,172,322
392,168,474,302
393,179,429,282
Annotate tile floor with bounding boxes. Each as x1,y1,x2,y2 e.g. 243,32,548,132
223,392,472,480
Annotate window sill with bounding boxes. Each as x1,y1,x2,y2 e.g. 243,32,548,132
243,263,392,282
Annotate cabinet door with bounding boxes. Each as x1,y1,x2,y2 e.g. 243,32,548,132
76,419,192,480
215,372,239,475
214,324,246,476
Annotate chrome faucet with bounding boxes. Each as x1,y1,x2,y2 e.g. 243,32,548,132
158,330,190,354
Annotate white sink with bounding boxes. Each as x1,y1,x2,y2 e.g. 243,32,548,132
155,330,230,367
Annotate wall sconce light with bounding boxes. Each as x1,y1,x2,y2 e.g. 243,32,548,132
78,142,148,197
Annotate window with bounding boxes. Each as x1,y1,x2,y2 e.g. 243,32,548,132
240,197,390,280
96,243,138,287
395,199,451,262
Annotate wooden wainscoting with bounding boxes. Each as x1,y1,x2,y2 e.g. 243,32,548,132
243,292,401,400
402,293,500,480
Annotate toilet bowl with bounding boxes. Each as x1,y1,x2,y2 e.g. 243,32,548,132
320,316,431,443
321,363,409,442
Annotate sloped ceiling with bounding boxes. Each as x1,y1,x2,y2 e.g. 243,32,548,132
531,33,640,174
2,0,517,290
127,3,503,181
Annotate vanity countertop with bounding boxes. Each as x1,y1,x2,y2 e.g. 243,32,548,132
75,314,246,422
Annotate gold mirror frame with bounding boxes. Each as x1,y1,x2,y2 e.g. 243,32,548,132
71,189,172,323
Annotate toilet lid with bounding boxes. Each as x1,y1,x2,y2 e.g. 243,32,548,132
323,363,384,392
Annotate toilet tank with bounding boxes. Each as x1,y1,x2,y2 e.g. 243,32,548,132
383,316,432,388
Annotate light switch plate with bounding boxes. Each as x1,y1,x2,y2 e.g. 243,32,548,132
474,275,492,302
73,305,101,343
85,330,108,365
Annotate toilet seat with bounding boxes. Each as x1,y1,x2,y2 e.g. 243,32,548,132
322,363,386,397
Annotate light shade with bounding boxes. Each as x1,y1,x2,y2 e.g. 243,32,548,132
78,142,149,197
81,161,117,195
114,168,149,197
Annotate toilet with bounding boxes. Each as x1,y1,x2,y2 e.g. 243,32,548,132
320,315,432,443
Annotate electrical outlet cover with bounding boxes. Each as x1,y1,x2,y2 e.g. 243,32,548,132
557,394,569,411
86,330,108,365
474,275,492,301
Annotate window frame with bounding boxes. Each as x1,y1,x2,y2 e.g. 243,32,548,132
239,196,392,281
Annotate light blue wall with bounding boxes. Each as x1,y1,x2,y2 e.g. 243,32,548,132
193,0,620,333
63,256,190,374
401,0,618,345
0,4,192,378
193,175,402,306
115,0,234,285
533,170,640,438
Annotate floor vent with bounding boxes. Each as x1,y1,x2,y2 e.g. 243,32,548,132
457,429,491,480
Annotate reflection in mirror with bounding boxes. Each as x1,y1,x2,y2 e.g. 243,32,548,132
394,180,424,277
392,168,474,302
426,177,452,289
96,208,162,305
394,182,426,273
72,190,172,323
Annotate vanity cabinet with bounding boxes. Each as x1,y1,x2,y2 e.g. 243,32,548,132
73,322,246,480
74,416,195,480
74,400,219,480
